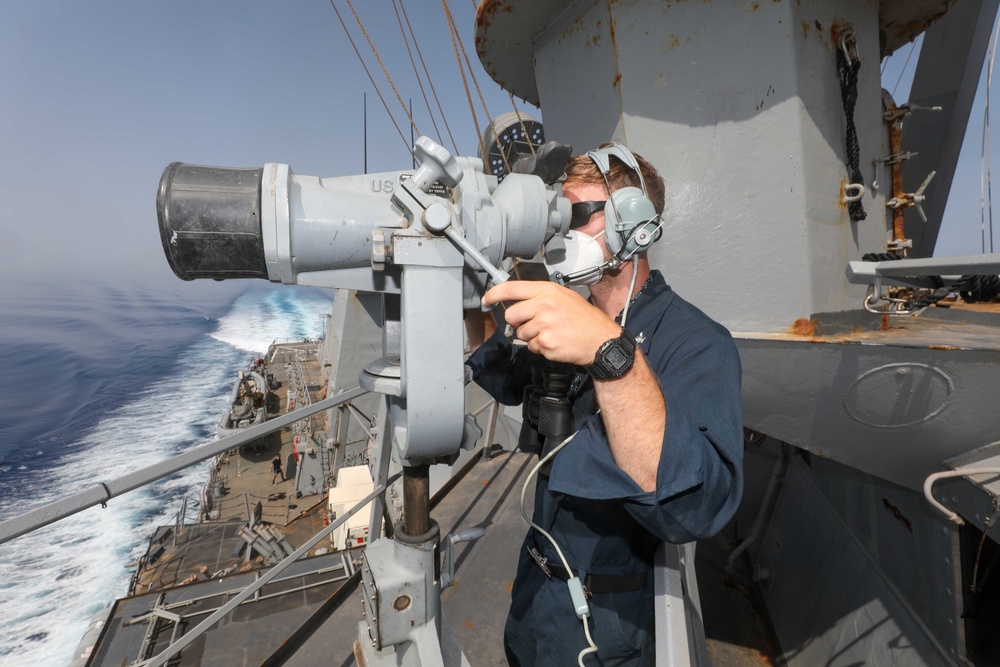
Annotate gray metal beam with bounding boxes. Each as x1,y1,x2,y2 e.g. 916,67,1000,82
0,387,366,545
904,0,1000,257
848,251,1000,282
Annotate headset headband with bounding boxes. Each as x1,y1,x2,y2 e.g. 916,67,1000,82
585,143,648,197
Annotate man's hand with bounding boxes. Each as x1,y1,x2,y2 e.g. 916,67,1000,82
482,281,620,366
485,279,665,493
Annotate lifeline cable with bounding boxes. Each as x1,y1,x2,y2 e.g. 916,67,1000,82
398,0,461,155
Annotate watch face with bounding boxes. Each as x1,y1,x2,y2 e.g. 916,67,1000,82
606,345,630,372
588,330,636,379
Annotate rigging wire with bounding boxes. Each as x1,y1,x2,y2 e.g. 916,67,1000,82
398,0,461,155
391,0,445,148
891,34,921,99
442,0,510,173
509,91,538,156
982,20,999,253
445,0,499,138
982,113,987,253
344,0,421,136
443,2,538,167
328,0,412,156
441,0,494,172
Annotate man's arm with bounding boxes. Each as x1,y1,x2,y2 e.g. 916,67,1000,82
592,353,664,492
482,280,665,491
464,307,498,354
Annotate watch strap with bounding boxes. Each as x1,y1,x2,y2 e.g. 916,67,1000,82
586,327,637,380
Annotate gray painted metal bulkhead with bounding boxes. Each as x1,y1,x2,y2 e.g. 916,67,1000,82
478,0,892,333
759,456,962,665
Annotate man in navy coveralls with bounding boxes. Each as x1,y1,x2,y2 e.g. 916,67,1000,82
465,146,743,666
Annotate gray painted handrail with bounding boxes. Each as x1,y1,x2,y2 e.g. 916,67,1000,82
0,387,367,544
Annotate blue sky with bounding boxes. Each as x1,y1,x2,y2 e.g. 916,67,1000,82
0,0,530,285
0,2,995,286
891,30,1000,258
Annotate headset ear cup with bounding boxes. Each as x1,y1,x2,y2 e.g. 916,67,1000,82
607,187,656,256
603,195,622,256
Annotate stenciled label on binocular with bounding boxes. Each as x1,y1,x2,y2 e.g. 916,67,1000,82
397,173,451,199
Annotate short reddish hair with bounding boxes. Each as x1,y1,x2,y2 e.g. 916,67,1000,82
564,145,665,216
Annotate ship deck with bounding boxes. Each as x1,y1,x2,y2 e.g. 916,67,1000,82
132,341,331,595
99,338,779,666
103,451,778,666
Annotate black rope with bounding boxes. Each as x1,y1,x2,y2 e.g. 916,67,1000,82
907,287,952,310
837,48,866,222
959,274,1000,303
861,252,902,262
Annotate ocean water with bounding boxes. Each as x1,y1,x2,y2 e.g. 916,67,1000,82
0,279,334,665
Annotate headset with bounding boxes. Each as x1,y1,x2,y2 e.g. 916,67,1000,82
585,143,663,260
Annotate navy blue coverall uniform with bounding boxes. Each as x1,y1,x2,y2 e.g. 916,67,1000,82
466,271,743,666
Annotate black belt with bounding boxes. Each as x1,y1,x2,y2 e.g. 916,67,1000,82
529,546,647,595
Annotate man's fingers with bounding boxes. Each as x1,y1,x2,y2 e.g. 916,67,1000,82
482,280,552,307
499,299,537,328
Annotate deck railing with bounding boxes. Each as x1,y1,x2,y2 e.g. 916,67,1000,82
0,387,366,545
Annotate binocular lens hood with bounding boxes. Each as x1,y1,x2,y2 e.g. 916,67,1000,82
157,162,268,281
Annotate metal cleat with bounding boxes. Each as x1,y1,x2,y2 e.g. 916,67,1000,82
886,171,936,222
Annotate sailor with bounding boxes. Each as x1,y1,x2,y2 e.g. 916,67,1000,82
466,144,743,665
271,454,284,484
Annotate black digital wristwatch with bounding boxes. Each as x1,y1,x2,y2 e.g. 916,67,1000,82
585,328,637,380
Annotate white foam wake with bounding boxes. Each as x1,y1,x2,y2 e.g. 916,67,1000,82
210,286,334,354
0,286,331,666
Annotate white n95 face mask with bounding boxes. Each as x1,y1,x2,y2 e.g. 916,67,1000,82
542,230,607,286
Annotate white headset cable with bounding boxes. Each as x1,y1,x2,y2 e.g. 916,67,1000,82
519,432,600,665
621,257,640,329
